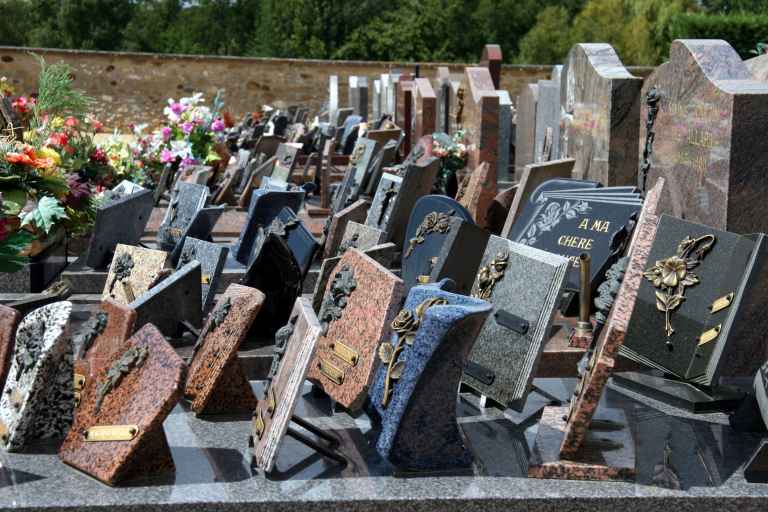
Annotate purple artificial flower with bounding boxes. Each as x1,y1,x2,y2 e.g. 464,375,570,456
211,118,225,132
160,149,174,163
161,126,172,140
170,102,185,115
181,122,194,135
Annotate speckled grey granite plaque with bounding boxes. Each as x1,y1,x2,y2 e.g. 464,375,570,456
534,65,562,163
177,237,229,314
463,237,569,410
101,245,170,305
157,182,209,251
130,261,203,336
169,205,225,266
0,301,73,452
338,221,387,256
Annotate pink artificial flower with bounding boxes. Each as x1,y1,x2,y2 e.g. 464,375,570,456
170,102,185,115
90,148,108,165
211,118,225,132
160,149,175,164
90,118,103,132
181,122,194,135
161,126,172,140
64,116,78,127
181,157,195,167
46,132,69,148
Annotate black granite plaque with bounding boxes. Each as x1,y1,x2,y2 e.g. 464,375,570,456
250,207,318,278
177,237,229,314
157,182,210,252
169,205,225,266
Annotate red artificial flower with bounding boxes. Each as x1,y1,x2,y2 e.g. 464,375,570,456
46,132,69,148
63,145,75,155
90,148,108,165
64,116,78,127
11,96,34,115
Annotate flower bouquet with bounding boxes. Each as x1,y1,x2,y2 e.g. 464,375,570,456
431,130,469,197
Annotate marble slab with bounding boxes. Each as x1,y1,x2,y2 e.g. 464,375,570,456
157,182,209,252
0,301,73,451
185,285,265,415
369,281,492,472
307,249,404,411
251,298,322,472
101,245,170,305
59,323,186,486
176,237,229,314
463,237,569,410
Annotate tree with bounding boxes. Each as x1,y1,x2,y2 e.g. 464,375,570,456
517,6,575,64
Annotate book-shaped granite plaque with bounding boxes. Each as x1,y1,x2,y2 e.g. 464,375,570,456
184,285,265,415
307,249,405,410
347,137,378,202
130,261,203,336
249,207,318,278
528,180,664,480
76,299,137,378
401,197,486,294
85,189,154,269
369,281,492,472
269,142,301,183
240,233,303,335
101,244,170,305
169,205,226,265
463,237,569,410
323,198,369,260
620,214,768,385
0,305,21,394
251,298,323,472
176,237,229,314
0,302,73,451
337,221,387,256
232,189,305,264
508,178,641,293
157,182,209,251
59,324,187,486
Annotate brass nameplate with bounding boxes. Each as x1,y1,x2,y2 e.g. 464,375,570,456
74,373,86,391
417,275,431,284
266,387,277,417
709,293,734,314
169,227,182,238
317,358,344,385
84,425,139,442
331,340,359,367
201,274,211,284
698,324,722,346
253,408,265,439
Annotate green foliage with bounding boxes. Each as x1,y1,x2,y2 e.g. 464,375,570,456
0,230,34,273
666,12,768,59
517,7,575,64
32,55,92,124
21,196,68,235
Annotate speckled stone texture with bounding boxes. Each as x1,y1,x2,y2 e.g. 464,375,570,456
156,182,209,251
0,301,73,452
85,189,154,269
515,83,538,176
463,238,569,411
561,43,641,186
176,237,229,314
348,138,378,202
559,179,664,457
643,40,768,234
130,261,203,336
59,323,187,486
414,78,437,141
0,305,21,395
185,285,265,415
369,281,492,472
312,243,396,313
169,205,226,265
323,199,370,259
252,298,322,472
458,162,497,229
366,172,403,233
101,244,170,305
270,143,301,183
339,221,387,254
534,65,563,165
501,158,575,238
307,249,405,411
83,300,137,377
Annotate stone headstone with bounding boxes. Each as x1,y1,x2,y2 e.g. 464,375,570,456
373,79,382,120
369,281,492,472
101,245,170,305
458,162,497,228
463,238,569,410
337,221,388,259
348,137,378,202
560,43,641,186
157,182,209,252
78,299,137,378
480,44,503,90
59,324,186,486
642,39,768,234
85,189,154,269
414,78,437,141
515,83,539,177
251,298,322,472
396,79,415,155
496,90,513,182
177,237,229,314
534,65,563,163
746,53,768,81
362,139,399,197
185,285,265,415
270,142,302,183
169,205,225,266
323,199,370,260
0,305,21,394
0,301,73,451
329,75,339,125
349,76,369,119
307,249,405,411
501,158,576,238
232,189,305,264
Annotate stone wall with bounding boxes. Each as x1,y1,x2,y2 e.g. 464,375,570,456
0,46,654,131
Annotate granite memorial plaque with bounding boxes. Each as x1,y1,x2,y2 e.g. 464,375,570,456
248,207,318,278
157,182,209,252
642,39,768,233
496,90,513,182
232,189,305,264
238,156,278,208
347,137,378,203
169,205,225,266
458,162,497,228
515,83,539,176
240,233,303,335
176,237,229,314
560,43,641,186
251,298,323,472
0,302,73,451
85,189,154,270
77,299,137,378
362,139,399,197
101,245,170,305
323,198,370,260
0,305,21,394
59,324,186,486
534,65,563,163
185,285,265,415
338,221,387,255
369,281,492,472
307,249,405,411
463,238,569,410
130,261,203,337
270,142,302,184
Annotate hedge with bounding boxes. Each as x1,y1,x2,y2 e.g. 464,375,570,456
665,12,768,58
